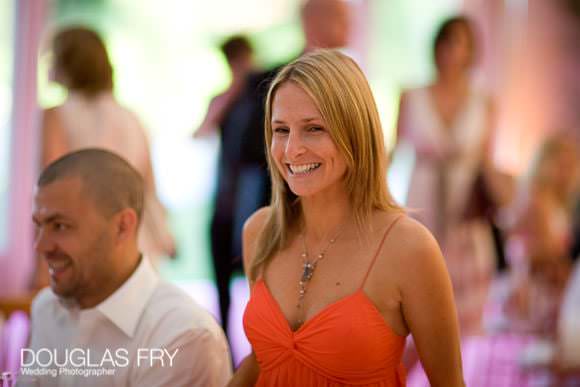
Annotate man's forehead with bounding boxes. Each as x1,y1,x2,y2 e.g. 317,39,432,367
34,177,87,215
36,176,84,196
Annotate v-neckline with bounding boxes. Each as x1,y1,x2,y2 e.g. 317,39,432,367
258,279,364,334
257,279,406,339
425,85,473,138
252,215,407,337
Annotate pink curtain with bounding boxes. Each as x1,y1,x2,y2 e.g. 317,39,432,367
0,0,47,295
464,0,580,175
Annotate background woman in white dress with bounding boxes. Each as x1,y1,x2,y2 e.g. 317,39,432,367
396,16,499,336
35,26,174,288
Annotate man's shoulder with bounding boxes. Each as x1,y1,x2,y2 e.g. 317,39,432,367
142,281,225,342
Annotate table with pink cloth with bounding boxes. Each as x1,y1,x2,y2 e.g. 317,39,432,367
407,334,580,387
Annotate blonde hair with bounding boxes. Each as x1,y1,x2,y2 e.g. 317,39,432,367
525,132,579,203
249,49,401,281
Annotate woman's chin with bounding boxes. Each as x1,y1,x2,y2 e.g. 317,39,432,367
287,185,316,198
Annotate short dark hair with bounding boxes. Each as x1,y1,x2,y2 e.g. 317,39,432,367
432,16,476,68
220,35,252,63
38,149,144,222
52,26,114,95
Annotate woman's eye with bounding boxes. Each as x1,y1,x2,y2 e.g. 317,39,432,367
308,126,323,132
273,127,289,134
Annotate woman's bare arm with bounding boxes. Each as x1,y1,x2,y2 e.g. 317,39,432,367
394,218,465,387
227,207,271,386
227,352,259,387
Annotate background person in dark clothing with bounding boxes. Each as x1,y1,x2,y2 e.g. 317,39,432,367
200,0,352,336
194,35,256,334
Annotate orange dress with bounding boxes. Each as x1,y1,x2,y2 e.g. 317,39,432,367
243,217,407,386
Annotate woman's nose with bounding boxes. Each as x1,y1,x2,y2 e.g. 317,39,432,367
285,130,306,159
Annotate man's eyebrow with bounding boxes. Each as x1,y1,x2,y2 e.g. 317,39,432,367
32,214,66,225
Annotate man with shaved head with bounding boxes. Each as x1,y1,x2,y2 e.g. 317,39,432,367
25,149,231,386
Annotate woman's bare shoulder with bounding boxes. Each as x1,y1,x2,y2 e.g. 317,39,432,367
370,214,452,312
242,206,272,272
377,213,443,274
243,206,272,236
376,212,435,245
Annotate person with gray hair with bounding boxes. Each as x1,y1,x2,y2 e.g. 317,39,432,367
24,149,232,386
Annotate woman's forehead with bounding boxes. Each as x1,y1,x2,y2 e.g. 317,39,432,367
272,83,323,120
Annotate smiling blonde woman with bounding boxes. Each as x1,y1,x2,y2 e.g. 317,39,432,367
228,49,465,387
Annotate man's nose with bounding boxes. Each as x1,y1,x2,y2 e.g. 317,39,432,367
34,228,55,255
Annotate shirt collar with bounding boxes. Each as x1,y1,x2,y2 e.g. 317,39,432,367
95,257,159,338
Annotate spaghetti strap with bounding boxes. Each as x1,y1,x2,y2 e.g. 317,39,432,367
360,215,404,288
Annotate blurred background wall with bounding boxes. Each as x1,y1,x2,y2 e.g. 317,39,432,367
3,0,574,295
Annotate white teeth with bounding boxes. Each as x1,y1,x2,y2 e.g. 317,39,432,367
289,163,321,174
48,261,70,271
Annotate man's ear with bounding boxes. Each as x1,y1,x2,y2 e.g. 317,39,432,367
114,208,139,243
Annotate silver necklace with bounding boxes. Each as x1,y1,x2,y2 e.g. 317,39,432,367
296,226,343,325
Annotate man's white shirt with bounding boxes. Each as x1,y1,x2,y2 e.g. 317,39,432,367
22,258,232,386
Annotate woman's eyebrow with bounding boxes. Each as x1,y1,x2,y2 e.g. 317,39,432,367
272,117,321,124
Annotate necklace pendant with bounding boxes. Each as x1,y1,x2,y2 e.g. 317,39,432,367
301,262,316,283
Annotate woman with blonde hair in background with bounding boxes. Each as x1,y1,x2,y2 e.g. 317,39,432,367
229,49,464,387
35,26,174,289
491,133,579,335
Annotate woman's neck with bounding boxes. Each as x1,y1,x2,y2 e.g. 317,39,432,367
299,189,353,243
67,89,112,101
435,71,469,93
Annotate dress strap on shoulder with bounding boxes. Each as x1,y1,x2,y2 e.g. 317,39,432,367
360,215,404,288
250,271,268,296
